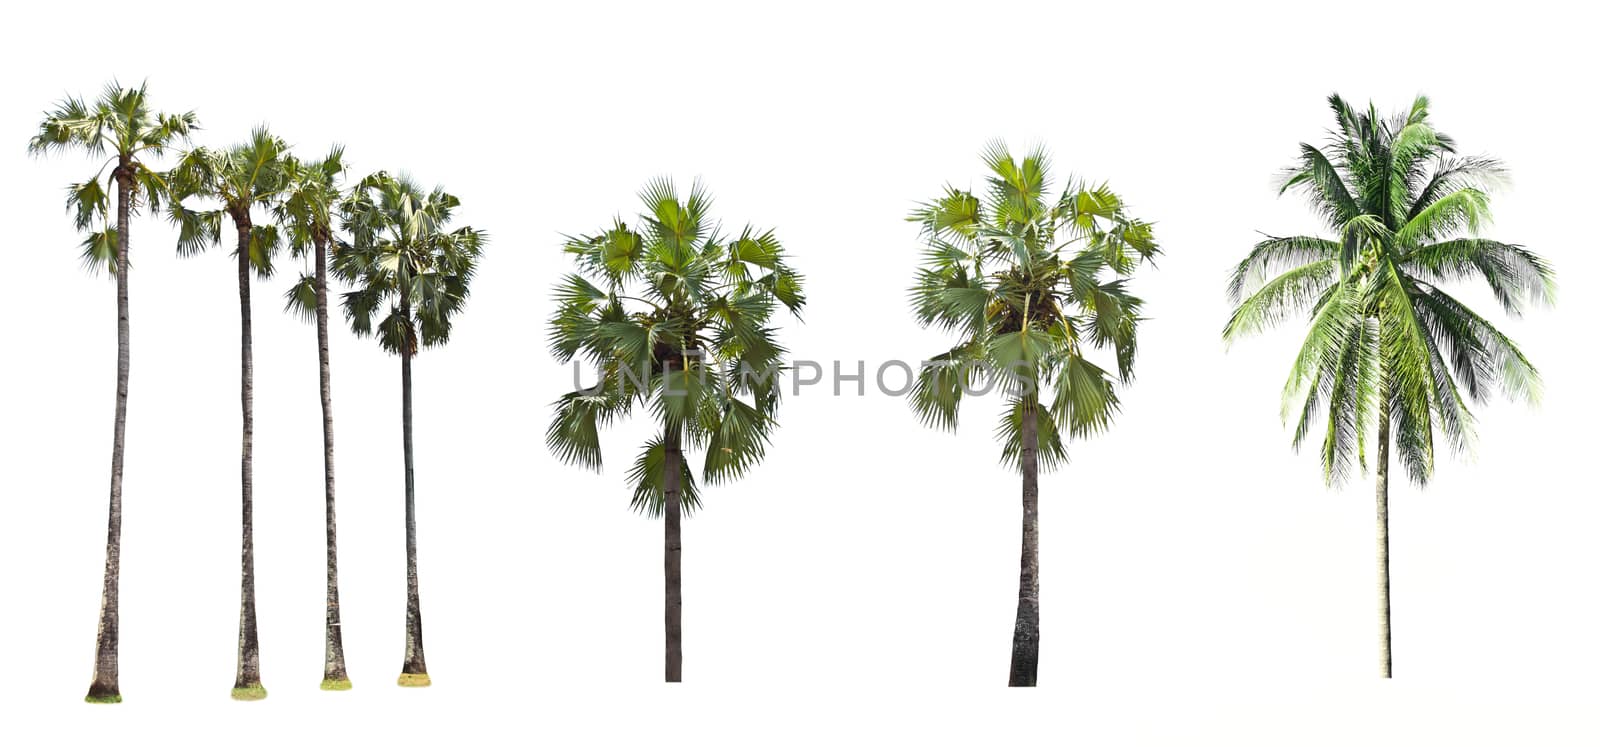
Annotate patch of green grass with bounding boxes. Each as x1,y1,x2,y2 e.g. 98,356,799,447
320,677,353,691
396,672,432,688
230,684,268,701
84,693,122,704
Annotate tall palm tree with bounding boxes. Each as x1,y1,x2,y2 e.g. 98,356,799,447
334,172,485,687
278,147,353,691
1223,95,1556,678
547,179,805,682
28,82,196,704
168,127,292,700
909,143,1160,686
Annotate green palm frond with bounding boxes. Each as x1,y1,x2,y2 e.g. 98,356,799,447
283,273,319,322
626,435,702,517
76,229,121,275
1404,238,1555,314
996,398,1068,472
1223,259,1340,342
1226,235,1341,303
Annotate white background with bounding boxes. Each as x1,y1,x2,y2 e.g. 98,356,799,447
2,1,1595,744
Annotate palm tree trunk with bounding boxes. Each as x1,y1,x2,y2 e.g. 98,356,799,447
315,238,350,690
85,167,132,704
1376,403,1392,679
663,423,684,683
232,218,265,700
398,286,429,687
1008,397,1041,687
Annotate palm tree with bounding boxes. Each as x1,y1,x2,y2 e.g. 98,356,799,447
168,127,292,700
1223,94,1556,678
547,179,805,682
909,143,1160,686
278,147,353,691
334,172,485,687
28,81,196,704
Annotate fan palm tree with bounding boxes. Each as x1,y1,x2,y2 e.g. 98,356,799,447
909,143,1160,687
334,172,485,687
168,127,292,700
278,147,353,691
1223,94,1556,678
547,179,805,682
27,81,195,704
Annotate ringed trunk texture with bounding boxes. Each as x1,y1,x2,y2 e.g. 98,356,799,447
1008,398,1041,687
232,218,265,700
85,166,132,704
315,239,350,689
663,423,684,683
398,287,429,687
1376,404,1392,679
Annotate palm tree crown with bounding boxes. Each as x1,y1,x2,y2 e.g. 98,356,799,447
334,172,485,352
1223,95,1556,484
909,143,1160,465
546,179,806,512
168,126,292,271
29,81,196,271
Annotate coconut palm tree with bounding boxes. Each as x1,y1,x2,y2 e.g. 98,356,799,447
909,143,1160,686
168,127,292,700
1223,94,1556,678
334,172,485,687
278,147,353,691
28,81,195,704
546,178,805,682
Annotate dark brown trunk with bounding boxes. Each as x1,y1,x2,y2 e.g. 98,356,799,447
1376,401,1392,679
397,284,429,687
1008,397,1041,687
232,216,265,700
663,422,683,683
85,165,131,704
315,238,350,689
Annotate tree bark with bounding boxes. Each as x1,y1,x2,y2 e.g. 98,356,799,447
85,165,132,704
315,238,349,689
232,216,265,699
1376,402,1392,679
1008,398,1041,687
398,284,429,686
663,423,683,683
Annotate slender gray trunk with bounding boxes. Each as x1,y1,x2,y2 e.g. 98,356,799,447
315,238,349,688
663,422,683,683
1376,402,1392,679
1008,397,1041,687
85,165,131,704
233,216,265,699
398,285,429,686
